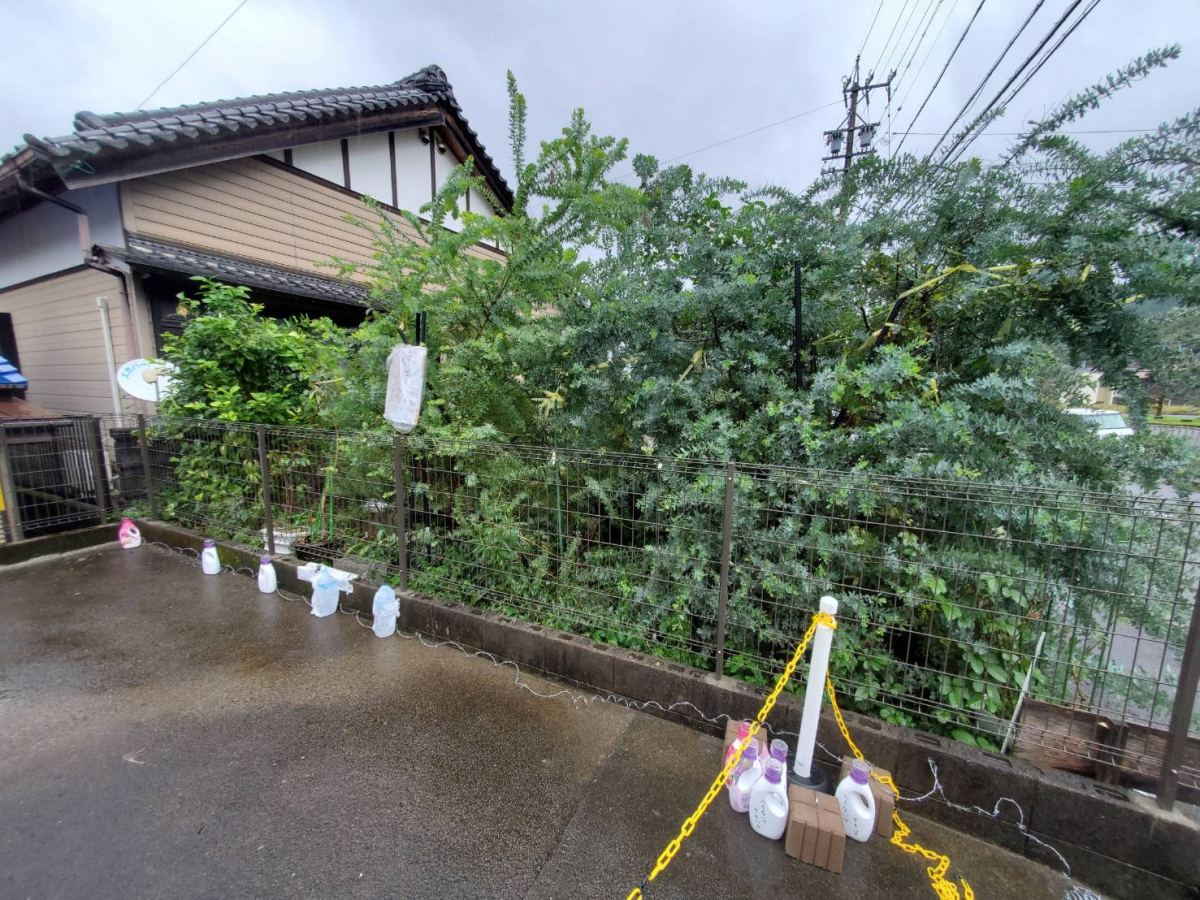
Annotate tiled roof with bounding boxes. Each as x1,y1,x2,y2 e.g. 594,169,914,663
12,64,511,209
0,353,27,388
106,236,368,307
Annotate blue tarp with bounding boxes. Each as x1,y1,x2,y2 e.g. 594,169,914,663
0,353,27,388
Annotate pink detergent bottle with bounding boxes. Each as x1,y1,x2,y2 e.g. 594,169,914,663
729,743,763,813
725,720,753,787
118,518,142,549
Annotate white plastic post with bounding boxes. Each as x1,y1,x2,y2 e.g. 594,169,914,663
793,595,839,781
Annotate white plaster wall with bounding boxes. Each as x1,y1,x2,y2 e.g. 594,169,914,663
347,132,393,205
291,140,345,186
394,128,431,214
0,184,122,289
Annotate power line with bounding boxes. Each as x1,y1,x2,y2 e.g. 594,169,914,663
942,0,1100,164
878,0,927,78
135,0,251,110
870,0,915,78
858,0,888,57
994,0,1103,122
613,99,844,181
891,0,989,156
889,0,946,91
926,0,1054,160
893,0,963,113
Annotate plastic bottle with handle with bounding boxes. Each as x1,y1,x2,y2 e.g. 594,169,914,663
835,758,877,842
200,539,220,575
729,742,763,813
749,758,790,840
257,557,277,594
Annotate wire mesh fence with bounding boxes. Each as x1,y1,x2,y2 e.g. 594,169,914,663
5,412,1198,805
0,416,111,540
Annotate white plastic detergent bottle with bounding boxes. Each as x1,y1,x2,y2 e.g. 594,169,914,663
725,719,753,787
372,584,400,638
836,758,877,842
257,557,277,594
749,758,790,840
118,518,142,549
729,742,763,813
200,539,220,575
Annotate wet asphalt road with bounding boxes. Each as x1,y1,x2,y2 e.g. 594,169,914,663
0,544,1090,899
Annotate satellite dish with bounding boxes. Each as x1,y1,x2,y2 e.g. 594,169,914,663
117,358,177,402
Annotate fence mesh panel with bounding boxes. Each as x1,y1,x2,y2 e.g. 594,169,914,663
5,413,1196,797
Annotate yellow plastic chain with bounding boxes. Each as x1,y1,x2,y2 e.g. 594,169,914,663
826,675,974,900
624,611,837,900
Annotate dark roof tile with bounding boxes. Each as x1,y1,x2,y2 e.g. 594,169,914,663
106,235,368,307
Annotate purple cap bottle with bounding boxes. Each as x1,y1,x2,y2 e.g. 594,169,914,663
851,758,871,784
763,758,783,784
769,738,788,764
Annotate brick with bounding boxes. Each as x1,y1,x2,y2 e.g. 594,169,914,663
786,800,818,862
818,806,845,873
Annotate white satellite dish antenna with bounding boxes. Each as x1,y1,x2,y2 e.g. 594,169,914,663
117,358,177,402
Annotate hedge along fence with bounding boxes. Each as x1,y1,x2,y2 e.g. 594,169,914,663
106,413,1200,805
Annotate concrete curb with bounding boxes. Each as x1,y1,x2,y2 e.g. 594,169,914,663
107,521,1198,898
0,523,119,565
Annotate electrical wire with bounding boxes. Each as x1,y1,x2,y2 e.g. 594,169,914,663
878,0,928,79
859,0,888,57
891,0,989,156
135,0,251,110
992,0,1104,131
889,0,946,91
612,98,843,181
870,0,915,79
893,0,962,116
941,0,1101,164
926,0,1054,160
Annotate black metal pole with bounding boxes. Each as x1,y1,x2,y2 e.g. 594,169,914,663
1156,580,1200,809
393,435,408,592
137,414,157,519
257,425,275,556
794,262,803,391
715,462,736,676
85,416,109,524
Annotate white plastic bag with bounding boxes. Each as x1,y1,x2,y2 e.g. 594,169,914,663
383,343,427,434
372,584,400,638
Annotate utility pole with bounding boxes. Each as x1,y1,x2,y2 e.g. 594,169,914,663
822,56,893,175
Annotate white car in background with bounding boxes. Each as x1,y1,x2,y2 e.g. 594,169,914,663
1067,408,1134,438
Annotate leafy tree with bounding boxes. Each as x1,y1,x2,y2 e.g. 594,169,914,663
322,72,635,441
159,277,340,425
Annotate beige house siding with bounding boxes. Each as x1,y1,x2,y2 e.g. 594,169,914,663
120,156,502,280
0,267,138,416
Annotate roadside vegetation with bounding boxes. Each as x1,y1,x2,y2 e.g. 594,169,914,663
154,54,1200,743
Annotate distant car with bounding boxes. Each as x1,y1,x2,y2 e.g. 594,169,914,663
1067,408,1134,438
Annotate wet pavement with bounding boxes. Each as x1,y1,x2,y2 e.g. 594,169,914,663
0,544,1095,899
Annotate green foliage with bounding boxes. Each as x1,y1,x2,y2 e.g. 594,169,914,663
321,71,636,441
151,59,1200,747
159,277,340,425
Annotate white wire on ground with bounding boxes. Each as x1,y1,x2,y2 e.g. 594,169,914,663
141,540,1094,896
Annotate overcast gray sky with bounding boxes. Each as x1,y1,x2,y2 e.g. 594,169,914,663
3,0,1197,193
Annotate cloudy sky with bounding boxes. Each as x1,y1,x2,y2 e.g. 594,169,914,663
2,0,1197,193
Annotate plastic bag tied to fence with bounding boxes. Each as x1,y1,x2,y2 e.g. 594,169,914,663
383,344,427,434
